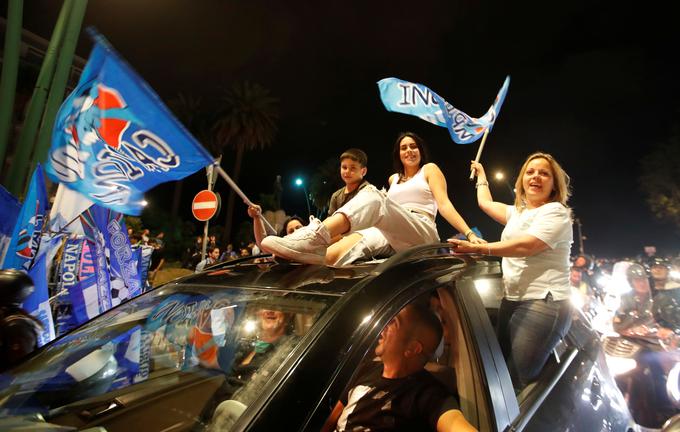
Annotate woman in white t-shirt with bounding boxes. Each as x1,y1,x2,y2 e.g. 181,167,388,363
449,152,573,390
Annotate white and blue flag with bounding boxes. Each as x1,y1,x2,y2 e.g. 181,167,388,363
46,31,214,215
378,76,510,144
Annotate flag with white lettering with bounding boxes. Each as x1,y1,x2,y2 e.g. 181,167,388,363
2,164,48,270
46,31,215,215
377,76,510,144
81,205,141,311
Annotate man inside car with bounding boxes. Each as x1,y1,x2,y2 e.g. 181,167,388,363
322,303,476,432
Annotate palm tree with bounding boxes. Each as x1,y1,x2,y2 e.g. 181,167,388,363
167,93,219,220
214,81,279,243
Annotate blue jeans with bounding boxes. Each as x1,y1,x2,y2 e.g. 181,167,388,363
497,293,573,390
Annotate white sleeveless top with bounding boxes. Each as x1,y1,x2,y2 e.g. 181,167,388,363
387,166,438,217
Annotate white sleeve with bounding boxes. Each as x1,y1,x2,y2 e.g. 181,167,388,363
526,203,572,249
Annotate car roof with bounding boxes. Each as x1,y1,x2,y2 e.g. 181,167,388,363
169,256,382,297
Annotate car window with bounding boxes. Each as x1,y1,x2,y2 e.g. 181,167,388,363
323,291,473,432
0,284,337,431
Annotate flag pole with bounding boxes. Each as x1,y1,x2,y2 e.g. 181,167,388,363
214,165,276,235
469,128,490,181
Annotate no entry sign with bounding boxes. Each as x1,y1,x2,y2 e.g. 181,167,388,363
192,190,219,221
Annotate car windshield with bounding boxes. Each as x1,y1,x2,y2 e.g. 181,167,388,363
0,282,337,430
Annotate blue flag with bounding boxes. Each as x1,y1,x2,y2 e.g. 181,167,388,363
46,32,215,215
25,252,56,347
0,185,21,266
81,205,141,311
377,76,510,144
2,164,48,270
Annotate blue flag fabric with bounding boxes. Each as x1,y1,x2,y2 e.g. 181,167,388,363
377,76,510,144
81,205,141,311
2,164,48,270
46,33,215,215
0,185,21,267
25,252,56,347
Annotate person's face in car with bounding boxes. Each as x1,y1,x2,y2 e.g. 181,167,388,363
259,309,288,342
375,307,413,364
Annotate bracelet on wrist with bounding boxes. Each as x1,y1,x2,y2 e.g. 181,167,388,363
475,181,489,189
464,230,474,239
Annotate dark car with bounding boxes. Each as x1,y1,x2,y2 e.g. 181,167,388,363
0,245,640,431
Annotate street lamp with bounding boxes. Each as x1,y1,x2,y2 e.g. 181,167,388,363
294,177,311,217
494,171,515,198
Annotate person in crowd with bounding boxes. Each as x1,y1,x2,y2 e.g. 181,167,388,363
321,303,475,432
148,238,166,284
154,231,165,249
653,257,680,336
220,244,238,262
261,132,484,265
188,236,204,269
248,241,260,256
613,263,657,335
248,207,306,249
0,270,42,371
448,153,573,391
141,228,150,245
239,248,250,257
208,235,217,250
648,257,671,292
196,246,221,272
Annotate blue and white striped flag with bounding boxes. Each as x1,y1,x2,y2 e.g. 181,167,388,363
377,76,510,144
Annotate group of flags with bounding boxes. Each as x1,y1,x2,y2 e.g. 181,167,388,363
1,28,510,349
1,31,216,346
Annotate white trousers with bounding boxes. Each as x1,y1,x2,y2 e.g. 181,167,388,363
334,185,439,252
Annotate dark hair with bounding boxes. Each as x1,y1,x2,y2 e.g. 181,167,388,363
405,303,443,357
392,132,430,176
278,215,305,237
340,148,368,167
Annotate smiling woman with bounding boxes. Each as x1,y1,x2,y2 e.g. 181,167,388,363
449,152,574,391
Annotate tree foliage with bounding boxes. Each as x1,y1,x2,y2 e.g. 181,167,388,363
213,81,279,242
639,134,680,230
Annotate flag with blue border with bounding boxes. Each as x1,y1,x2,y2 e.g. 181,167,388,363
46,31,215,215
377,76,510,144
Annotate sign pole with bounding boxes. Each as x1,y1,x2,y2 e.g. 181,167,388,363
200,160,220,262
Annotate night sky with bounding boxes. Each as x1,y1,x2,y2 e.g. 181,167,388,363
7,0,680,258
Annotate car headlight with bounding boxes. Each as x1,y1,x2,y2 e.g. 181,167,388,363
604,354,637,376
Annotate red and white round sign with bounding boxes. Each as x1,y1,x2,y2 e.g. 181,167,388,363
192,190,219,221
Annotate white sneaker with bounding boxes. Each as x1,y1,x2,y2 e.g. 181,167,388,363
261,222,331,265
